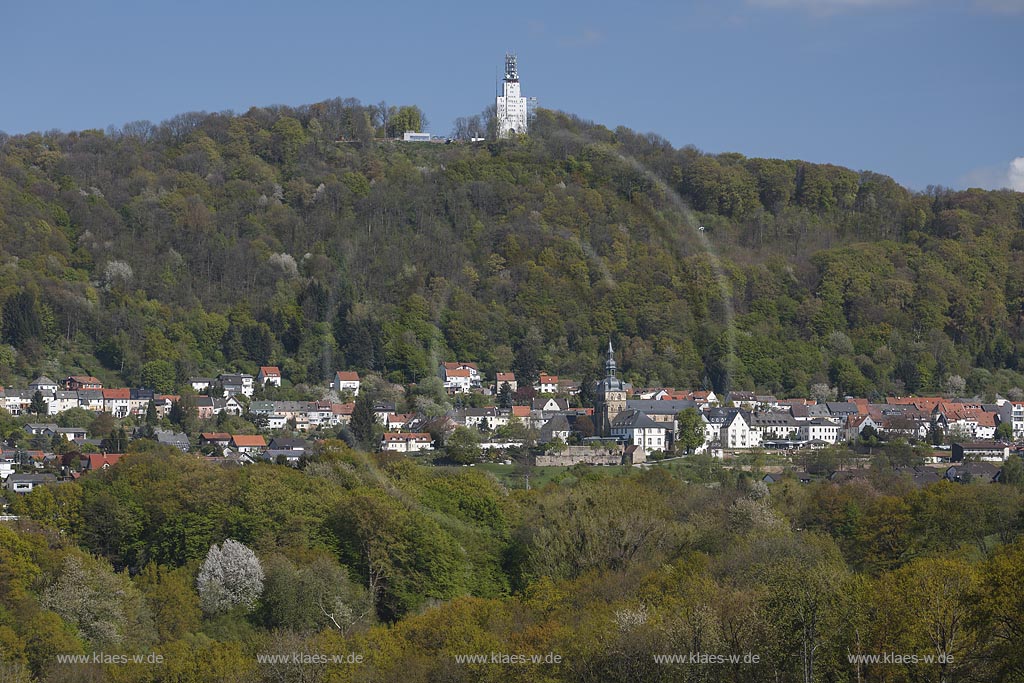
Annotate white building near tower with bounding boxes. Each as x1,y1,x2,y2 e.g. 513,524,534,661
496,53,530,138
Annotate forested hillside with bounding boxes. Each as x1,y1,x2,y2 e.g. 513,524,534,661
4,443,1024,682
1,99,1023,397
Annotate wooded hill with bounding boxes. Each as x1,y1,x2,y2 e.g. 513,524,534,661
2,100,1023,398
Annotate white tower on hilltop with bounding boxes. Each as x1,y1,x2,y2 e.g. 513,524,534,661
496,52,529,138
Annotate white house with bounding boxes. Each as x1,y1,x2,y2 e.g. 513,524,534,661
189,377,214,393
102,388,131,418
536,374,559,394
381,432,433,453
331,371,361,396
219,373,255,398
28,376,58,396
721,411,761,449
439,367,470,393
258,366,282,387
48,391,79,415
798,418,842,444
611,410,668,452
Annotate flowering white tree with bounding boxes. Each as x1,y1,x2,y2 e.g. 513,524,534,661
196,539,265,615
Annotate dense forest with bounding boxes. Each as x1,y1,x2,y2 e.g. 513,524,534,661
1,99,1023,398
2,442,1024,682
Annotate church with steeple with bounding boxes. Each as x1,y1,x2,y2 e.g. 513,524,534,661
595,341,627,437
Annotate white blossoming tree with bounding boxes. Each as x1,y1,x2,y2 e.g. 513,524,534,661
196,539,265,615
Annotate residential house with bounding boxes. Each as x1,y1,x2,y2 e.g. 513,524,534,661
440,362,481,393
65,375,102,391
454,407,507,432
797,418,842,444
200,433,232,448
494,372,518,393
611,409,668,452
219,373,255,398
998,401,1024,439
102,388,131,418
267,437,309,454
258,366,282,387
302,401,334,429
195,396,219,420
385,413,416,431
441,367,473,394
844,414,881,442
153,395,178,419
333,402,355,425
825,402,860,421
56,427,87,441
77,390,104,412
128,389,156,417
381,432,433,453
945,461,1002,484
536,374,559,394
29,376,58,396
265,414,288,430
264,449,304,465
951,442,1010,462
625,399,698,426
539,415,572,444
331,371,361,396
750,412,802,441
230,434,267,454
48,391,79,415
3,390,32,416
6,473,57,494
155,430,190,452
721,410,761,449
84,453,124,471
724,391,758,409
189,377,214,393
25,423,59,436
532,397,569,413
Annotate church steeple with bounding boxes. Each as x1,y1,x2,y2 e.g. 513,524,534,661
596,339,626,437
605,340,617,378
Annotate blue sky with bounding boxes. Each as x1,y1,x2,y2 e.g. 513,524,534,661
2,0,1021,191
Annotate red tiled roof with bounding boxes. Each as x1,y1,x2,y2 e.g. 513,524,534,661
383,432,431,442
231,435,267,447
87,453,124,470
259,366,281,376
102,388,130,399
201,432,232,441
335,371,360,382
512,406,531,418
334,402,355,415
447,368,471,377
496,372,516,381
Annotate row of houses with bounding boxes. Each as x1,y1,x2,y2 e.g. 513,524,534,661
438,364,580,396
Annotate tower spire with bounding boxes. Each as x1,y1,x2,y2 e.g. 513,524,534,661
605,339,617,378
